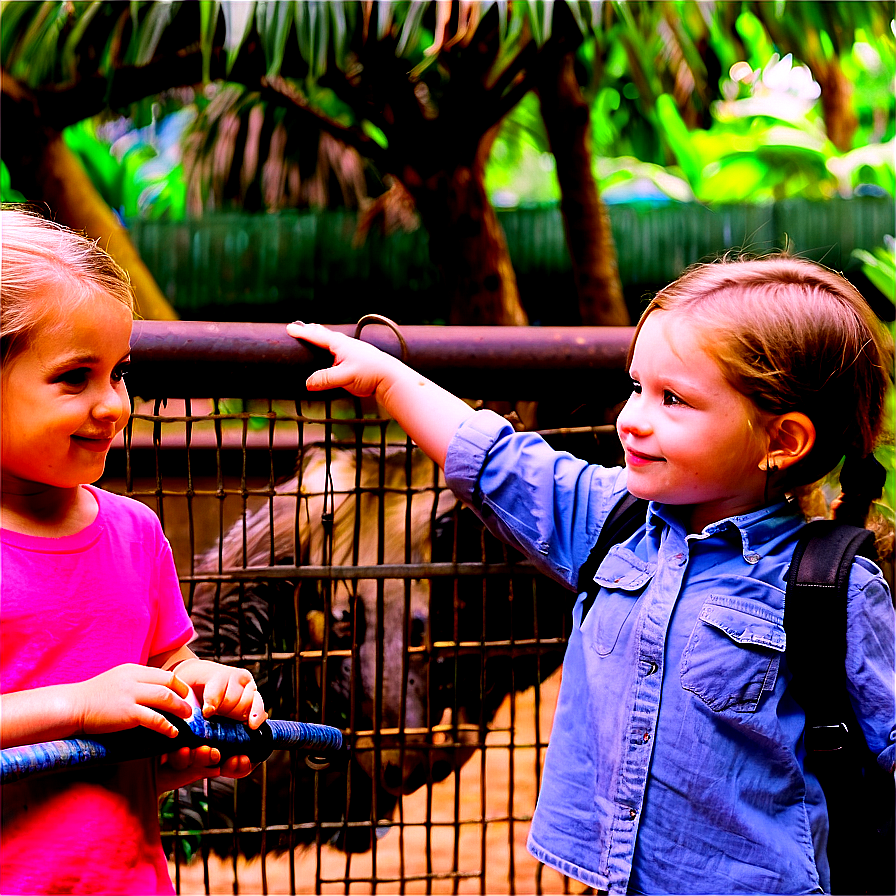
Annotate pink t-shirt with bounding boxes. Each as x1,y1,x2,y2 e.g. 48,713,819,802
1,485,194,895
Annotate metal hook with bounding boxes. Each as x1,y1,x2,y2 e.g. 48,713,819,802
354,314,409,364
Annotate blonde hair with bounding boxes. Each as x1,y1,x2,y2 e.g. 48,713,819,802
632,254,893,524
1,205,135,364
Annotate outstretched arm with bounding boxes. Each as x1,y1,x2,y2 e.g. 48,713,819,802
288,322,475,468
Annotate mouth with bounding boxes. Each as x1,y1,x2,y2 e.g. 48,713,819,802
623,446,665,467
71,434,115,453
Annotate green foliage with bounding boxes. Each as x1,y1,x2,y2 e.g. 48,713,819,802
854,243,896,305
63,117,188,220
160,789,206,862
492,13,895,208
853,239,896,528
0,160,25,202
4,1,892,217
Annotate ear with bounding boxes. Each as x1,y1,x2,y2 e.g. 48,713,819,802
763,413,816,471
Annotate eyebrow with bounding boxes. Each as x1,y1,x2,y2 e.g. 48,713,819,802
44,349,132,373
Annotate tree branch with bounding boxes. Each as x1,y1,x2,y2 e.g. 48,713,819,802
258,75,392,174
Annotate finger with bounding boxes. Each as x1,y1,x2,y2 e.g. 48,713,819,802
247,691,268,730
198,676,227,718
218,755,254,780
193,745,222,767
305,366,337,392
147,680,192,720
287,322,335,350
136,682,195,730
167,673,191,701
217,676,256,721
162,746,195,771
134,706,182,739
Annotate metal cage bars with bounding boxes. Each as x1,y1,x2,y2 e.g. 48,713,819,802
105,324,634,895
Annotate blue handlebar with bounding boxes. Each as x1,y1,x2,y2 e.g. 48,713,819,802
0,708,343,784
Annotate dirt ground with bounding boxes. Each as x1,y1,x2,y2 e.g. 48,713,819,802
168,672,582,896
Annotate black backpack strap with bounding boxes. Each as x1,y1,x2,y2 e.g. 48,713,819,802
784,520,894,895
784,520,876,751
577,491,648,624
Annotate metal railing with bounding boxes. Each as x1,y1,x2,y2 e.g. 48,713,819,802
101,322,633,895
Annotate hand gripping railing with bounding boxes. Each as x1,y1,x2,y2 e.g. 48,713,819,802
0,707,343,784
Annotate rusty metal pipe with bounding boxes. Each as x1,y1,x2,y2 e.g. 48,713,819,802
129,321,635,398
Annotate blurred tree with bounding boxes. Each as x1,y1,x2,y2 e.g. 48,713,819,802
748,1,892,153
3,1,889,322
1,0,630,326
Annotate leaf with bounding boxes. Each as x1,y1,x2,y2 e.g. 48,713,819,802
396,0,426,57
329,0,349,66
654,93,703,185
564,0,590,37
0,159,26,202
0,2,38,66
852,247,896,303
134,1,175,66
222,0,256,74
525,0,551,46
199,1,220,84
256,0,293,77
59,1,104,76
376,0,393,42
11,1,69,85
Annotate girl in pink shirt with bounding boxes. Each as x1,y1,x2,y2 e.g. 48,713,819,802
0,206,267,894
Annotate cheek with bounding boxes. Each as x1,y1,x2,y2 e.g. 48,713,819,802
119,388,132,427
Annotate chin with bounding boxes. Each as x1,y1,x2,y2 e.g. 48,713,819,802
622,476,655,502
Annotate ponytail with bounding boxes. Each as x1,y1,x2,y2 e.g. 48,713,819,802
832,453,888,529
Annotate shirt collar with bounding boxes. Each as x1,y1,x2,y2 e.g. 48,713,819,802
647,499,805,560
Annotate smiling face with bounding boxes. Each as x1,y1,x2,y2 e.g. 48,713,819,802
1,288,132,495
616,310,773,532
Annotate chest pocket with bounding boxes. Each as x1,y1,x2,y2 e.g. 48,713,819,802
681,593,786,713
585,544,656,656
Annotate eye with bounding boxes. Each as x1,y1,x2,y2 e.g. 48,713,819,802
663,390,686,406
112,361,130,383
630,378,642,395
57,367,89,387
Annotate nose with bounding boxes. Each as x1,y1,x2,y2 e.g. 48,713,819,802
93,381,129,425
616,394,650,438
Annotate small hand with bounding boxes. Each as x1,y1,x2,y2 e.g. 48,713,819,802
73,663,193,740
287,322,401,398
171,658,267,730
157,745,255,794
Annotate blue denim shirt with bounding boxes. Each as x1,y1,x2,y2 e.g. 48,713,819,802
444,411,896,896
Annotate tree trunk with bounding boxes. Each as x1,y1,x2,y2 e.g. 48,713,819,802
814,57,858,154
403,132,527,327
1,73,178,321
36,137,178,321
537,52,629,326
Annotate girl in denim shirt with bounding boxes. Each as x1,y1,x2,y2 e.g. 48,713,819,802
288,255,894,895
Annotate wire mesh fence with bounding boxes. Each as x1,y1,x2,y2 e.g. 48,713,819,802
98,322,633,895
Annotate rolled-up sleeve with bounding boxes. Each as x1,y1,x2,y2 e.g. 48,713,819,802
846,556,896,771
444,410,628,588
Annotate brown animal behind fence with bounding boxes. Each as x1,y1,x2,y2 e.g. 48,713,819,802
172,441,571,865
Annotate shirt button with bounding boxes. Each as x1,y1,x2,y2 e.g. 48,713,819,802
629,808,637,820
745,553,761,564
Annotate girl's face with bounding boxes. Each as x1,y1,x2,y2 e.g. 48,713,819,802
1,289,132,494
616,310,771,533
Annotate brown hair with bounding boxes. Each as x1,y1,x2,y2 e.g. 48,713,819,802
1,205,135,365
631,254,893,526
